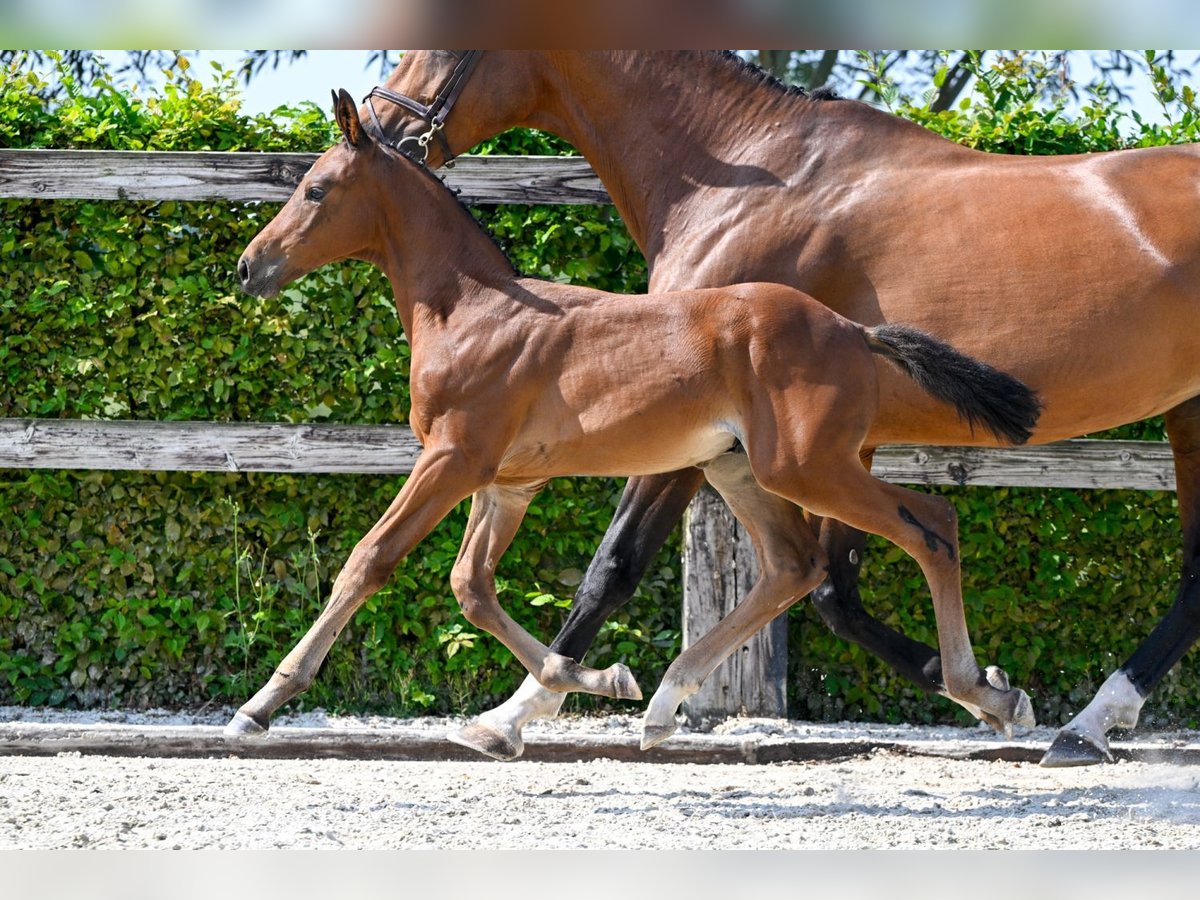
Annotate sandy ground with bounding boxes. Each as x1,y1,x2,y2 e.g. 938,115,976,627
2,708,1199,849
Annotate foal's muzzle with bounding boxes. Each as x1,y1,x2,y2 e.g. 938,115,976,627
236,253,280,299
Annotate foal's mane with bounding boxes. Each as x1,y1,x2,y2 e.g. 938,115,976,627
376,140,519,278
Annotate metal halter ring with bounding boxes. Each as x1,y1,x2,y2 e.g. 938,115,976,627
363,51,481,168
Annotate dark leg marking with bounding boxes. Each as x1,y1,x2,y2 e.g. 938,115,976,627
898,505,957,562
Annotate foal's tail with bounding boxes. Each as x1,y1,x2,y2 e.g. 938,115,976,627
865,323,1041,446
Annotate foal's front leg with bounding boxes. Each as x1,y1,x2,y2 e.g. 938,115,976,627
224,445,485,737
450,486,642,701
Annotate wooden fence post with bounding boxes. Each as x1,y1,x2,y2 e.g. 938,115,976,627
682,485,788,725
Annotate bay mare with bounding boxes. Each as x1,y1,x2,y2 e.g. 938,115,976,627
228,90,1040,748
377,51,1200,766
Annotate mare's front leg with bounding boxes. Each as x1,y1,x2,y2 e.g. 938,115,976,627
1043,395,1200,766
450,486,643,702
450,469,704,760
224,445,488,737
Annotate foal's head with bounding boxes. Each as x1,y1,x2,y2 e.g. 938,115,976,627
239,89,400,299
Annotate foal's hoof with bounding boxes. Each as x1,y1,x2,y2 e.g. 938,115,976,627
983,666,1036,737
1010,688,1036,729
608,663,643,701
1040,729,1113,768
640,720,679,751
448,720,524,762
984,665,1011,691
223,711,268,739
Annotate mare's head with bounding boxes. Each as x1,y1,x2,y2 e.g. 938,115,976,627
239,89,396,299
380,51,539,168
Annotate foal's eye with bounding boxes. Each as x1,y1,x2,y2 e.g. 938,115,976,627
305,185,326,202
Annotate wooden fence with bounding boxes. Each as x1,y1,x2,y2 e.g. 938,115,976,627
0,149,1179,721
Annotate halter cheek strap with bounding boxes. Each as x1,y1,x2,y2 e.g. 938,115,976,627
364,51,483,167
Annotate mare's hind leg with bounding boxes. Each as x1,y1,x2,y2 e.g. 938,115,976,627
641,453,827,748
450,469,704,760
1043,396,1200,767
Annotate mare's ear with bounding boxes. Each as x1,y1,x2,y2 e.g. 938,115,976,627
333,88,365,149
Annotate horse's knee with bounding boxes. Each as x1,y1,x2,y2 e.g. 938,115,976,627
577,551,640,606
1174,561,1200,620
339,541,394,597
810,575,863,638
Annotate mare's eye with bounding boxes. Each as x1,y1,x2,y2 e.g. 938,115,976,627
306,185,326,202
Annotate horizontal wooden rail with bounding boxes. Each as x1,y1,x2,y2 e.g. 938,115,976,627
0,419,422,475
0,419,1176,490
0,150,609,205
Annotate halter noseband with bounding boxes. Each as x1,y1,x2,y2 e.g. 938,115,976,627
363,50,482,168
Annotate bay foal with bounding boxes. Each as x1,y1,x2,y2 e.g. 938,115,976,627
230,90,1040,747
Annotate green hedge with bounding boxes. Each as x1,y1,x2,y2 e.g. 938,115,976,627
1,52,1197,727
0,55,665,717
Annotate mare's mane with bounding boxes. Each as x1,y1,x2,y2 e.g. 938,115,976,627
708,51,841,103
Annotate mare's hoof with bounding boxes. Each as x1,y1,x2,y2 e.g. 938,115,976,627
640,721,679,751
1040,730,1113,768
223,711,268,739
448,720,524,762
609,663,643,701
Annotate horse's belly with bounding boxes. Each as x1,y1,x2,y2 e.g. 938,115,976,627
499,421,738,480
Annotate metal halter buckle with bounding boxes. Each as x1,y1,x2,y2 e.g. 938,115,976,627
363,51,482,168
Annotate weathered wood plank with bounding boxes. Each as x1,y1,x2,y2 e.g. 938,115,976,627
0,419,423,474
683,485,788,723
0,419,1177,490
870,440,1176,491
0,150,609,204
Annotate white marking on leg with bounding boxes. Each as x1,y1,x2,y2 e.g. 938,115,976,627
476,673,566,738
1065,669,1145,741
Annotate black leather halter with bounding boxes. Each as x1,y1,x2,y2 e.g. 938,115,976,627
363,51,482,167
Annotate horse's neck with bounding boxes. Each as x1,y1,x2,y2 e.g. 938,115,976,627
527,53,790,258
374,175,515,338
529,53,945,280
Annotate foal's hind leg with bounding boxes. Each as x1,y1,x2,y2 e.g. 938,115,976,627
807,450,945,694
774,460,1034,737
1043,396,1200,766
641,453,827,748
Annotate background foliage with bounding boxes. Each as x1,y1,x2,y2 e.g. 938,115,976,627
0,51,1197,728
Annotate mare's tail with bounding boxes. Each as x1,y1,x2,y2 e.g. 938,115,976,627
865,323,1041,446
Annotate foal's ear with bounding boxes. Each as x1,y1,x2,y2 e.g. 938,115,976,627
332,88,365,149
